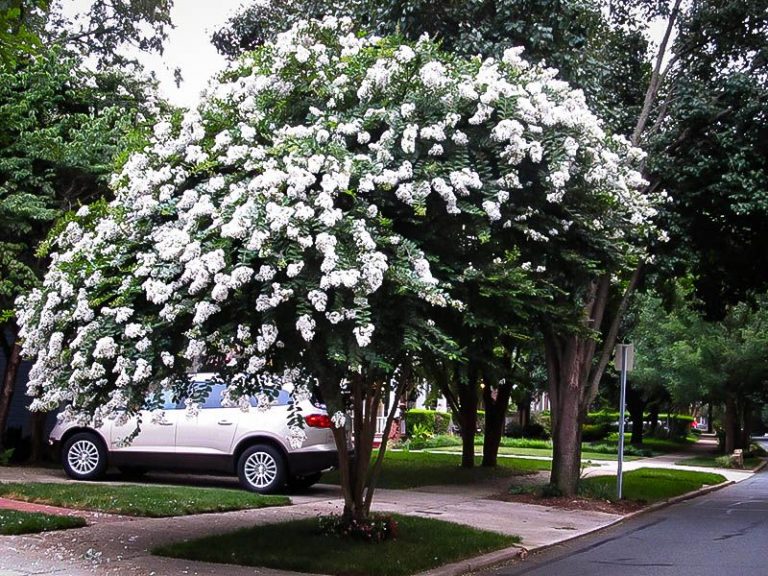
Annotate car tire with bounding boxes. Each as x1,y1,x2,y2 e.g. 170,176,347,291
237,444,286,494
62,432,107,480
287,472,322,491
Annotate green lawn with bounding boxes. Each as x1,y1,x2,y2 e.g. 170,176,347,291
155,514,519,576
431,445,642,461
0,483,289,517
323,450,550,489
0,509,86,535
675,456,762,469
580,468,726,503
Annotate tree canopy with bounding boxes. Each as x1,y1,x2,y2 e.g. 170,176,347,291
18,17,653,517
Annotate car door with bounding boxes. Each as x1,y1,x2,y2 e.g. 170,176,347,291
174,381,240,470
109,389,180,465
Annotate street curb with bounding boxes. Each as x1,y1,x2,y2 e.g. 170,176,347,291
416,472,747,576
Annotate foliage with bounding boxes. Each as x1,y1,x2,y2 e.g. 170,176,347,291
0,483,289,517
211,0,651,133
581,423,610,443
0,508,85,535
579,468,726,503
0,447,13,465
155,514,519,576
648,0,768,317
0,0,47,67
0,48,157,320
17,17,653,518
405,409,451,436
505,420,549,439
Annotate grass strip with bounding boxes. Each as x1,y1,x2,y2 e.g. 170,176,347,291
675,456,762,469
324,450,550,489
0,509,86,535
0,482,289,517
430,445,641,461
580,468,726,503
155,514,519,576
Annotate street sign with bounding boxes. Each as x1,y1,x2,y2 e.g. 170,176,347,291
614,343,635,371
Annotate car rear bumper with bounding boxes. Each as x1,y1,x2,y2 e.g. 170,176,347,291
287,450,339,476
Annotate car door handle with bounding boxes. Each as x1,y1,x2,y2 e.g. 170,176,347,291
218,420,233,426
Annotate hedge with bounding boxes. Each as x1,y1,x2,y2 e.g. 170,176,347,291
405,409,452,436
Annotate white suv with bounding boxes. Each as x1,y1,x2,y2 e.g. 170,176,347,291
49,374,338,493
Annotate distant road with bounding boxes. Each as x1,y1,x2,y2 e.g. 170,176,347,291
480,452,768,576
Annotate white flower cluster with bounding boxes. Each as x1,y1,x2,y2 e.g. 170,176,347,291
16,16,657,430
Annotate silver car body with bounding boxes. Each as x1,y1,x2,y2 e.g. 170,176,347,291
49,373,338,492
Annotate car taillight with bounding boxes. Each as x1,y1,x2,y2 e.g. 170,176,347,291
305,414,332,428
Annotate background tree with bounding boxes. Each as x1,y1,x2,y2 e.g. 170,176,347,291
0,0,171,451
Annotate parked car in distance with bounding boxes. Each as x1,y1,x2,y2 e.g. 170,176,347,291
49,374,338,493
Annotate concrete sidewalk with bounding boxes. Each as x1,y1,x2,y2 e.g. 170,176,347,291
0,445,760,576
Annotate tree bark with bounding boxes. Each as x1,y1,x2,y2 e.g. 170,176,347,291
0,340,21,450
648,403,660,436
626,384,646,446
481,378,512,467
544,276,612,496
457,364,479,468
517,396,531,428
739,400,752,451
724,395,737,454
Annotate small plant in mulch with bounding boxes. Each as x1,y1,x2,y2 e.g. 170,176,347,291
318,514,399,543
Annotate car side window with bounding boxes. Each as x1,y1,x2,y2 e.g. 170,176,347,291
162,390,179,410
200,382,228,409
248,389,293,407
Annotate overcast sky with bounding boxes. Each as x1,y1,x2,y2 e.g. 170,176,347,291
60,0,248,107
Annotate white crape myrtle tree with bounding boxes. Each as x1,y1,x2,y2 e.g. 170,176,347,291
17,17,658,524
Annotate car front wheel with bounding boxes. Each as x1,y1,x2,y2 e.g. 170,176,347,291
237,444,285,493
62,432,107,480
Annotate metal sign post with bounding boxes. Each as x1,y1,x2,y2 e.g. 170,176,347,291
615,343,634,500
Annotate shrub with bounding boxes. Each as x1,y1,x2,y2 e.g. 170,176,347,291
505,421,550,440
581,423,610,442
405,409,451,436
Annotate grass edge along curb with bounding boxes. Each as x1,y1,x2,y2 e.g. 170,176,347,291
0,508,87,535
154,514,519,576
0,482,290,517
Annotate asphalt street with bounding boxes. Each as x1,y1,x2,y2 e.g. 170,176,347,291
480,439,768,576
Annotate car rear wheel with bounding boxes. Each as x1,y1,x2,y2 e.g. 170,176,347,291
62,432,107,480
237,444,286,493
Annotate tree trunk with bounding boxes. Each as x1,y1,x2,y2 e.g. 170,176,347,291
517,396,530,428
457,364,478,468
724,396,738,454
550,390,584,494
29,411,47,463
649,404,660,436
0,340,21,450
707,403,713,433
740,400,752,451
544,276,613,496
626,385,646,446
481,379,512,467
